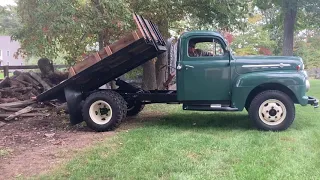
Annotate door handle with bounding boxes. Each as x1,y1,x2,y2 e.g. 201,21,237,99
177,64,194,70
185,65,194,69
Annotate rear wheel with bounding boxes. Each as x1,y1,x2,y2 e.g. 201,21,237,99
82,91,127,132
248,90,295,131
127,101,145,116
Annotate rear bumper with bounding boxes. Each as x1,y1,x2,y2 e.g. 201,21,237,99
308,96,319,108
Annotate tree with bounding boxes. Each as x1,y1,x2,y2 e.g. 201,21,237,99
282,0,297,56
0,5,20,35
294,31,320,68
231,13,277,56
255,0,320,56
12,0,132,64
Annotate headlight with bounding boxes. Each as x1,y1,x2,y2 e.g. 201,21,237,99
306,79,310,92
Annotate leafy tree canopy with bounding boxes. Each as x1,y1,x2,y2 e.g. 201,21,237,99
294,32,320,68
12,0,131,64
9,0,250,64
129,0,250,37
231,14,276,56
254,0,320,55
0,5,20,35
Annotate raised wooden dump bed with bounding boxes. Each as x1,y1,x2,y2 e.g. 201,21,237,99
68,30,144,77
37,13,166,102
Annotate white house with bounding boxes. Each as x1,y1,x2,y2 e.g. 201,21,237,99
0,36,25,66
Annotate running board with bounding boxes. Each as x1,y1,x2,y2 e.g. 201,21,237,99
183,104,238,111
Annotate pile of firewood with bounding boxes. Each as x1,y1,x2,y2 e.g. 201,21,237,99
0,70,67,123
0,58,68,103
0,58,69,124
0,71,50,103
0,70,68,125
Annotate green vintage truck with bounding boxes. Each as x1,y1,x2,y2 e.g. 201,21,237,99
37,14,318,132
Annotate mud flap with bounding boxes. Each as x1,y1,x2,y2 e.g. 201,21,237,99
64,87,83,125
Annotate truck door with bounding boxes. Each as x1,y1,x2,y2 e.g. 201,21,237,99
177,36,231,101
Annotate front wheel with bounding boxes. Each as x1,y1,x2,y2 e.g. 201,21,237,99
248,90,295,131
82,91,127,132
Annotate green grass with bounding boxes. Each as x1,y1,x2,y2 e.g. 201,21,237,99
39,80,320,180
0,72,14,79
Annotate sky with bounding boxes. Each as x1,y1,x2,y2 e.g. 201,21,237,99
0,0,16,6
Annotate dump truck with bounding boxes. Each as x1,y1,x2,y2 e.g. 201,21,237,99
37,14,318,132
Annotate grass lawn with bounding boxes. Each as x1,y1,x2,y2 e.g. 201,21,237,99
0,72,14,79
39,80,320,180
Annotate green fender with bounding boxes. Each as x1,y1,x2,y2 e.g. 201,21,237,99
231,71,308,110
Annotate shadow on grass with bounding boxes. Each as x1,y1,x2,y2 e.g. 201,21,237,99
141,112,253,131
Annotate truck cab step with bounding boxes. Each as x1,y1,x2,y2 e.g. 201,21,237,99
183,104,238,111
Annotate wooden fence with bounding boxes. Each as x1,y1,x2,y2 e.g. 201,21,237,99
0,65,67,77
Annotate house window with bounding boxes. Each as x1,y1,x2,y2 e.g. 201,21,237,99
7,51,10,57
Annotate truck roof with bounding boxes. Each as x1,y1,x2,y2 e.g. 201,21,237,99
180,30,227,45
181,30,225,39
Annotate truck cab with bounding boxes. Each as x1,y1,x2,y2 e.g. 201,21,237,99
173,31,318,131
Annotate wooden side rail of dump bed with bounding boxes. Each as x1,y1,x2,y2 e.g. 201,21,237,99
37,13,166,103
68,30,145,77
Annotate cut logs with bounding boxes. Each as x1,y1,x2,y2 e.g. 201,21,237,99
0,59,69,123
0,100,36,108
5,105,35,121
0,99,51,122
29,71,52,91
0,72,47,102
0,66,68,102
0,113,50,118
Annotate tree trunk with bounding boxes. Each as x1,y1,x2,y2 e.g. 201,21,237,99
142,60,156,90
98,32,104,50
282,0,298,56
155,52,167,90
155,19,169,90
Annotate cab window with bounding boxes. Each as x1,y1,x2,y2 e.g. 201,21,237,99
188,38,225,57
